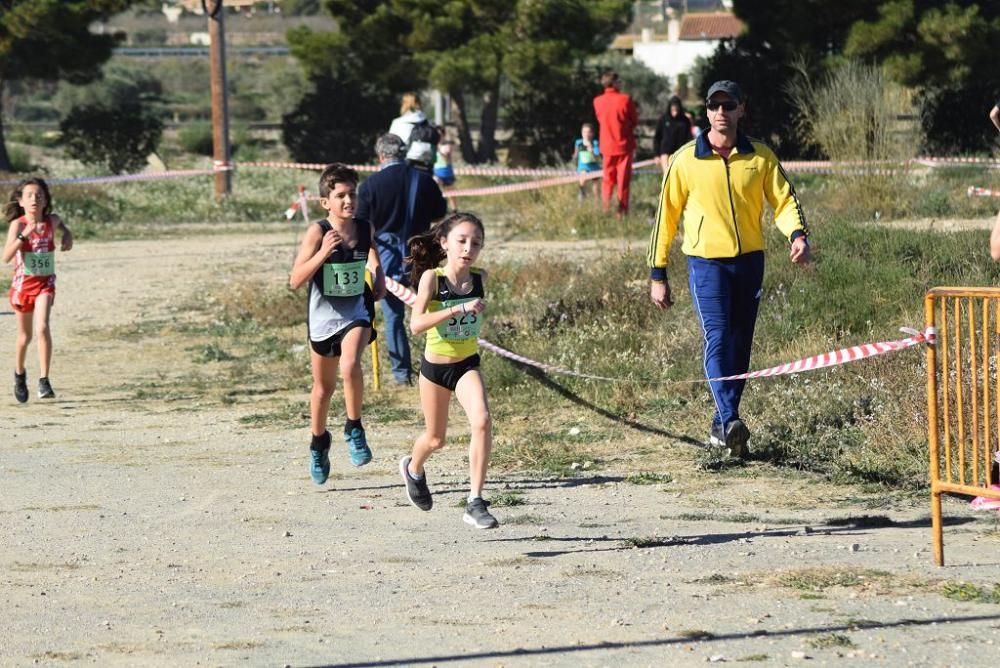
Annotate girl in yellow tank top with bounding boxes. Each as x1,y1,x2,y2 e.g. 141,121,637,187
398,213,499,529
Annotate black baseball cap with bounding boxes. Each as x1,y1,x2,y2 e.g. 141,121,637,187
705,80,743,102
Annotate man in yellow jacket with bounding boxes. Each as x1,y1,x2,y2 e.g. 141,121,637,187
647,80,811,458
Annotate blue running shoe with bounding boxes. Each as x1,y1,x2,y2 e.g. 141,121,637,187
345,427,372,466
309,431,331,484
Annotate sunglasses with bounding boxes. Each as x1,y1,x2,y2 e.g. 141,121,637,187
706,100,739,112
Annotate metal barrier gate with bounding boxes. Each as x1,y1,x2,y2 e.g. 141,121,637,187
926,287,1000,566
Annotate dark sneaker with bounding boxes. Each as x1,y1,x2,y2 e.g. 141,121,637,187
710,419,749,458
345,427,372,466
37,377,55,399
14,372,28,403
400,456,432,511
463,497,499,529
309,432,331,485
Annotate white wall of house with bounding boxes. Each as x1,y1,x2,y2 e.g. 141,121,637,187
632,39,719,80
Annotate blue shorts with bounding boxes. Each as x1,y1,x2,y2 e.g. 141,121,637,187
434,166,456,186
577,163,602,173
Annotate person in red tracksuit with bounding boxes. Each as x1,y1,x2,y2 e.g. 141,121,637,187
593,71,639,218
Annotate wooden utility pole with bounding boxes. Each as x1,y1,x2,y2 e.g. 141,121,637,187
207,0,232,197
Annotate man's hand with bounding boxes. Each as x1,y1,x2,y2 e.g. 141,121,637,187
790,237,811,264
650,280,673,310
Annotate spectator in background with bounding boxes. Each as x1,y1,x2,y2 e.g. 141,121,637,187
988,97,1000,260
653,96,694,174
355,134,447,385
389,93,430,145
592,71,638,218
433,126,456,188
571,122,601,199
406,122,439,174
433,125,458,211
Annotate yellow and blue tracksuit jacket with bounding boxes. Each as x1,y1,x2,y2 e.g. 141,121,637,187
647,131,807,280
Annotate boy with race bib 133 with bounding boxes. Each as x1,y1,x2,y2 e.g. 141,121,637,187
289,164,386,484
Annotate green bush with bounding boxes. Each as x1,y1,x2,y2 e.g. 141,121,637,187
5,146,36,173
178,122,215,156
60,102,163,174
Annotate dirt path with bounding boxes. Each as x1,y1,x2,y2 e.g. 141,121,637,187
3,227,1000,667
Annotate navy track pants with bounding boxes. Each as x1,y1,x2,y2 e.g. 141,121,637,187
687,251,764,427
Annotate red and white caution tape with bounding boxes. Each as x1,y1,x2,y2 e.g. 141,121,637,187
279,159,656,210
477,338,625,381
240,160,629,178
385,275,417,306
447,159,655,198
382,276,934,384
0,166,230,187
240,160,378,173
710,327,935,381
243,156,1000,178
7,155,996,190
916,156,1000,168
968,186,1000,198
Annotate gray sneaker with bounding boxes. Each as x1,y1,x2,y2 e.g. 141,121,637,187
400,456,432,511
709,419,750,459
14,371,28,403
463,497,499,529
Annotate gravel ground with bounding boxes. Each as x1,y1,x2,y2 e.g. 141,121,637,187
3,228,1000,667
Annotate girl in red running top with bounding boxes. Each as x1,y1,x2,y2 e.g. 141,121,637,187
2,178,73,403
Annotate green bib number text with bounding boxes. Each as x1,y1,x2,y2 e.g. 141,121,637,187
579,149,597,164
323,260,365,297
437,299,482,341
24,251,54,277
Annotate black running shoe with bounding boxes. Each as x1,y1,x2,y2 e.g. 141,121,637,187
709,419,749,458
14,372,28,403
400,456,432,511
463,497,499,529
38,377,55,399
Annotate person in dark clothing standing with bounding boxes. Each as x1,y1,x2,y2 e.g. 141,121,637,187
653,96,694,174
989,97,1000,261
355,134,448,385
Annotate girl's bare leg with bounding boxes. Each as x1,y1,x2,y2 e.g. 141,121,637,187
454,370,491,497
34,294,53,377
14,309,32,375
409,374,451,475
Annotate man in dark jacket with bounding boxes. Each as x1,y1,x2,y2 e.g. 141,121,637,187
355,134,447,385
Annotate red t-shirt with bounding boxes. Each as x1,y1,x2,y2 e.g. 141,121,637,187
593,87,639,156
11,215,56,296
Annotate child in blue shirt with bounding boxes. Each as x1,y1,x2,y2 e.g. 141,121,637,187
571,123,601,199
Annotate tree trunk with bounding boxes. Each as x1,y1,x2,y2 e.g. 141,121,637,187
0,82,12,173
477,80,500,164
450,90,479,164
